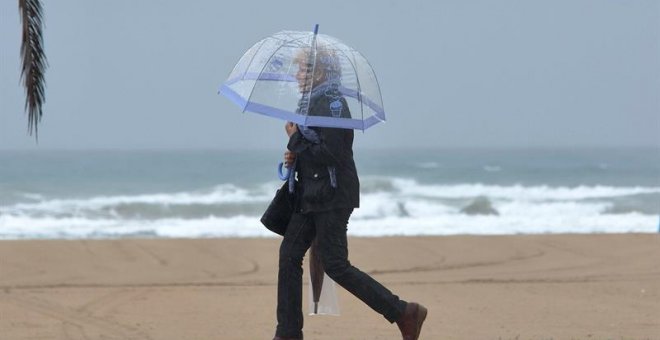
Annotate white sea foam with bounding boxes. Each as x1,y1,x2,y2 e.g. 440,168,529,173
1,183,275,216
0,212,656,240
1,178,658,239
415,162,440,169
483,165,502,172
347,213,657,236
0,215,273,239
19,193,46,201
389,178,660,200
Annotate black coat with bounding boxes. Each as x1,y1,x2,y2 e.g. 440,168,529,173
287,95,360,213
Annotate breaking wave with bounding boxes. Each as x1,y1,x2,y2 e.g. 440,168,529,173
1,177,659,239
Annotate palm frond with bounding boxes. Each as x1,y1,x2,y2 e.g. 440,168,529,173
19,0,47,139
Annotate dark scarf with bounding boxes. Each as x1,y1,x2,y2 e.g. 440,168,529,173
285,81,338,193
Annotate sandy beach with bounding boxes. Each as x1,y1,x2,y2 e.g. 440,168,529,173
1,234,658,339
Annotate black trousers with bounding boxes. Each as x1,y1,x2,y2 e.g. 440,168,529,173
275,208,407,338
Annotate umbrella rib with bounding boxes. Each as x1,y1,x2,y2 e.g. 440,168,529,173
271,31,313,48
355,50,386,123
238,38,270,111
241,38,269,82
243,38,304,112
333,47,365,128
304,33,320,123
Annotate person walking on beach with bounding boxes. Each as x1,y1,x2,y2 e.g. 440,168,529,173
273,48,427,340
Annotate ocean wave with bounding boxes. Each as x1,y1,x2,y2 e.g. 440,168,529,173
384,178,660,200
1,183,275,217
0,215,271,239
353,193,613,220
602,196,660,215
5,178,658,216
346,213,658,236
460,197,499,215
483,165,502,172
359,177,398,194
1,178,658,239
0,212,656,239
415,162,440,169
19,192,46,201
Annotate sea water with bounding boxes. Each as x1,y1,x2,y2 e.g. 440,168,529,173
0,148,658,239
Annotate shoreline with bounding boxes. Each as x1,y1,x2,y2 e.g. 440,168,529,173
2,229,658,241
1,233,658,339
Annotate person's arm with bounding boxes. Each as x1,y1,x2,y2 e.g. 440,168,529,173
286,125,343,166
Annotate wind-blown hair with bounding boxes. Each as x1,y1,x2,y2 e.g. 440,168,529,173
294,45,342,85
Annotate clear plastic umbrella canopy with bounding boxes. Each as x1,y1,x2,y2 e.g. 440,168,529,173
219,26,386,130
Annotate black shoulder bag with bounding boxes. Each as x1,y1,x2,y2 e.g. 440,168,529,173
260,181,294,236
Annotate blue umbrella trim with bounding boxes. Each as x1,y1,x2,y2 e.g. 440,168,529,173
219,84,384,130
223,73,386,119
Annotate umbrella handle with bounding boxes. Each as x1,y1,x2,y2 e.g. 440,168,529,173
277,162,290,181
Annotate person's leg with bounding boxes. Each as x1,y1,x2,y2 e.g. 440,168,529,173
275,213,316,339
313,208,407,323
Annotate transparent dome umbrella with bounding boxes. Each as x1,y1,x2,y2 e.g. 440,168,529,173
218,25,386,130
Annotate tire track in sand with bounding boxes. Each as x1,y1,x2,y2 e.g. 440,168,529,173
0,291,152,340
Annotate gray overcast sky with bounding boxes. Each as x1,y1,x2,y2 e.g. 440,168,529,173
1,0,659,150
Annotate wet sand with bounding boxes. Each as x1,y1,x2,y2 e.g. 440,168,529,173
1,234,658,339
